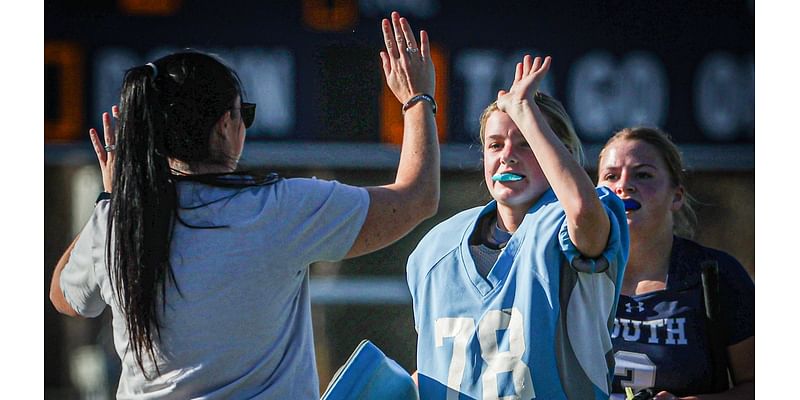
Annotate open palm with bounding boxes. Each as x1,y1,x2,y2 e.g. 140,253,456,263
89,105,119,193
379,11,435,104
496,55,551,115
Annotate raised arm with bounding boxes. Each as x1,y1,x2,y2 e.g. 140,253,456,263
49,107,117,316
495,56,609,258
345,12,439,258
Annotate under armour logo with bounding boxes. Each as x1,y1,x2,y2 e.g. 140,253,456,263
625,301,645,313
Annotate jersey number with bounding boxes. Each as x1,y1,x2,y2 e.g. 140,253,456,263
435,307,534,399
614,350,656,393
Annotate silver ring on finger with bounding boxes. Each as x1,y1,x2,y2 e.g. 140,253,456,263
104,144,116,152
406,47,418,54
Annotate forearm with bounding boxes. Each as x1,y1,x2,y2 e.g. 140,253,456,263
49,235,81,317
393,103,440,216
512,103,609,256
346,12,439,259
345,104,438,258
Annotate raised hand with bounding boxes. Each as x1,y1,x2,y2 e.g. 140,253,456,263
496,55,551,116
89,105,119,193
379,11,435,104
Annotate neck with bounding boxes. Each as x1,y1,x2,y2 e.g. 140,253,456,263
169,159,236,175
623,228,674,293
495,203,528,233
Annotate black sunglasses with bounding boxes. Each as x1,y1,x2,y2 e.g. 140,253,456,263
231,102,256,128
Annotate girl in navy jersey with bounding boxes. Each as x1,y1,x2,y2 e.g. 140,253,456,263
597,127,754,399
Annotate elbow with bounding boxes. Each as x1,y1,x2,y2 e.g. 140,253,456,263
398,183,438,223
396,172,439,223
55,305,82,319
380,183,438,233
426,202,439,219
49,286,80,318
50,302,76,318
575,210,607,231
422,194,439,219
416,188,439,220
570,212,611,258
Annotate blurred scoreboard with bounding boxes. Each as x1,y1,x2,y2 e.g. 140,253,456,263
45,0,754,145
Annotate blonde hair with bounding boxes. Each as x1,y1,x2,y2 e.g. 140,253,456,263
478,92,586,167
599,127,698,238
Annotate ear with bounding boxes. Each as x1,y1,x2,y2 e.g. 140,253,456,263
671,185,685,212
214,110,231,140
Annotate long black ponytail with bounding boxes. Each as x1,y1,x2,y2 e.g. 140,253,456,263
107,51,244,377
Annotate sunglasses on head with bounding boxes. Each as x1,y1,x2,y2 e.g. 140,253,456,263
231,102,256,128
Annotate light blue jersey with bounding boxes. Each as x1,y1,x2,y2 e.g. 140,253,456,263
407,187,628,400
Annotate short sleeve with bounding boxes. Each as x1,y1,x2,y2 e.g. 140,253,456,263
59,201,110,318
716,254,755,345
278,178,370,264
558,186,629,275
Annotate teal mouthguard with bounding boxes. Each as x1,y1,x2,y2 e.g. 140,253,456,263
492,172,524,182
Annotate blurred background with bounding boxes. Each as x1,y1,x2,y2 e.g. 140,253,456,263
44,0,754,398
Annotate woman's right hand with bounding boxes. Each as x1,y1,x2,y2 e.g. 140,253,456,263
345,11,440,259
496,55,551,118
89,105,119,193
379,11,435,104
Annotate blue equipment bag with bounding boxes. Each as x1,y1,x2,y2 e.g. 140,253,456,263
321,339,419,400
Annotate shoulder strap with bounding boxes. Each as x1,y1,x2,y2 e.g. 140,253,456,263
700,260,731,392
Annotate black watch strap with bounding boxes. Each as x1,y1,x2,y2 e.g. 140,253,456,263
95,192,111,204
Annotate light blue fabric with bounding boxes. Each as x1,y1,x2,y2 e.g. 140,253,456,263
322,340,419,400
407,187,628,400
60,177,369,399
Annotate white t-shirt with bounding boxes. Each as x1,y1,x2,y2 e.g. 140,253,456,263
60,177,369,399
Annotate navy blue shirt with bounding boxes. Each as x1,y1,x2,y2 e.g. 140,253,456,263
611,237,754,397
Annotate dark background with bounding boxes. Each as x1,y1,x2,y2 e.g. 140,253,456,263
44,1,754,398
45,0,754,145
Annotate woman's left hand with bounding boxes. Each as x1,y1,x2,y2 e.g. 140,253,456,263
496,55,551,117
89,105,119,193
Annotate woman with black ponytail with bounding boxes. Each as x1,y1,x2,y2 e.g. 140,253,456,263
50,12,439,398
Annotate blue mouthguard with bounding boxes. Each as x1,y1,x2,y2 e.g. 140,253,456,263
491,172,524,182
622,198,641,211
